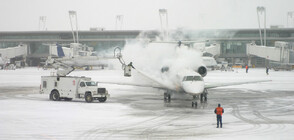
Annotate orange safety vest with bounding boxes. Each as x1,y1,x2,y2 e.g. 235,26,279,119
215,107,223,116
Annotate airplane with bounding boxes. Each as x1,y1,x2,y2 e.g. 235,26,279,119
102,64,270,107
44,43,115,70
99,43,271,108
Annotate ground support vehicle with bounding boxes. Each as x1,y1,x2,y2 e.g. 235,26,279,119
40,76,109,103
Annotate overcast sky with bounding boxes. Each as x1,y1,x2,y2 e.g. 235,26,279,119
0,0,293,31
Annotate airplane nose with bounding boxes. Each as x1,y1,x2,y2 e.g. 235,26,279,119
182,81,205,94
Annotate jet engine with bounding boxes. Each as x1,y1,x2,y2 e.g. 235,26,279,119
197,66,207,77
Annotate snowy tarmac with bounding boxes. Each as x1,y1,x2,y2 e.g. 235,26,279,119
0,68,294,140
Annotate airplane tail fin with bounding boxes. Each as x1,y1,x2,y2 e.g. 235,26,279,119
56,44,65,57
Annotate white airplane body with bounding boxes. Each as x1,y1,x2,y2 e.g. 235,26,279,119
101,43,270,107
180,71,205,95
106,65,269,107
139,69,205,95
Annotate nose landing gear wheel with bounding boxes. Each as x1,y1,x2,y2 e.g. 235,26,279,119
192,95,198,108
192,101,197,108
164,92,171,102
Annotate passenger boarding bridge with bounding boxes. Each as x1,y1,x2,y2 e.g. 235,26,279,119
247,41,294,69
0,44,27,59
0,44,27,62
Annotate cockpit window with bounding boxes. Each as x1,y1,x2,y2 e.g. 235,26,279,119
193,76,203,81
185,76,194,81
85,81,97,86
183,76,203,81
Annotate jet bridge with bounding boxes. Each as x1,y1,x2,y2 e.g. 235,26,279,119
0,44,27,59
246,41,291,63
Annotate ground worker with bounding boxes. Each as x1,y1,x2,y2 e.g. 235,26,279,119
245,65,248,73
214,104,224,128
266,66,269,75
128,62,135,69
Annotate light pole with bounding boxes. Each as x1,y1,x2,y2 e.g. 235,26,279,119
116,15,124,30
287,11,294,28
69,10,79,44
159,9,168,41
39,16,46,30
257,6,266,46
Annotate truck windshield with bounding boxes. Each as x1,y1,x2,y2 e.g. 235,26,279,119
85,81,97,86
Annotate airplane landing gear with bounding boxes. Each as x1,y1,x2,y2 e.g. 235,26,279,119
164,92,171,102
192,89,208,108
200,89,208,102
192,101,197,107
192,95,198,108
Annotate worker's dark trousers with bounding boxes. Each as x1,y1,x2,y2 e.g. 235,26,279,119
217,115,222,127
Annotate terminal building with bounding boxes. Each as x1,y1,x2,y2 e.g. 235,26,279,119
0,28,294,67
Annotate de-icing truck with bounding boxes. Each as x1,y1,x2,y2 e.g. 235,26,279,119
40,76,109,103
39,47,109,103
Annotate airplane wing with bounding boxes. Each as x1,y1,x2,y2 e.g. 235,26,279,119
97,81,165,89
98,69,175,91
205,80,271,89
134,69,174,89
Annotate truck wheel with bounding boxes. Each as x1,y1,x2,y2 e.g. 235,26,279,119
85,93,93,103
50,90,60,101
98,97,107,102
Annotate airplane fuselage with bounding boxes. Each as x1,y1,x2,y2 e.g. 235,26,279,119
162,70,205,96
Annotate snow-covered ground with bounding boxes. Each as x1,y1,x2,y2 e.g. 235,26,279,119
0,67,293,140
